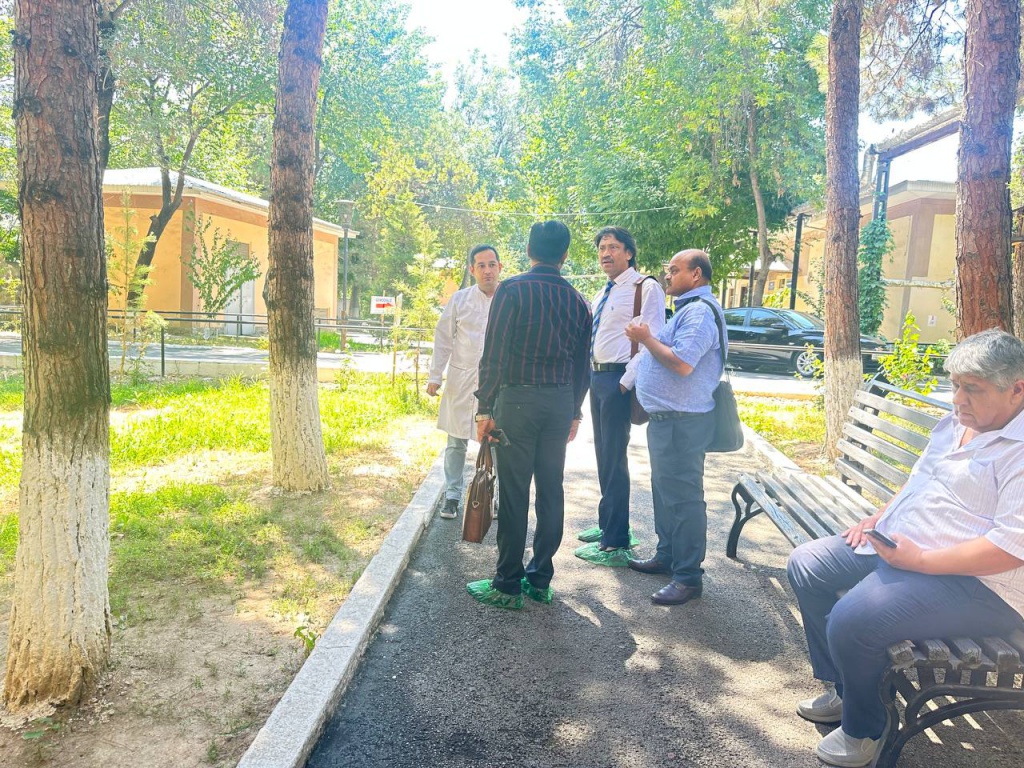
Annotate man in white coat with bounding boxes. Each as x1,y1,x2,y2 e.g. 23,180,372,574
427,244,503,519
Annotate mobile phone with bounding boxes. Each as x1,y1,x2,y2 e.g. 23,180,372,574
864,528,897,549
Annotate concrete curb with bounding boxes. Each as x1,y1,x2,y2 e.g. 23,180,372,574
236,451,447,768
740,422,802,473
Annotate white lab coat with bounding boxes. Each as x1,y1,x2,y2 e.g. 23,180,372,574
428,285,493,440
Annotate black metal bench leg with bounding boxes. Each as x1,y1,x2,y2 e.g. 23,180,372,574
872,673,903,768
727,484,761,560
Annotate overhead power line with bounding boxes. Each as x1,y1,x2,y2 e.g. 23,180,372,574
380,194,683,219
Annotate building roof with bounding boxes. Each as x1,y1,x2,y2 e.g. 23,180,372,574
103,167,357,238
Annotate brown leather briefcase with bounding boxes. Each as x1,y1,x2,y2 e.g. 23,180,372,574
462,444,495,543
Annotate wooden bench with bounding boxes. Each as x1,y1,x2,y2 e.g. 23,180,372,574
729,378,1024,767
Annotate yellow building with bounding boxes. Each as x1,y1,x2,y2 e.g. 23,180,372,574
103,168,349,330
771,180,957,344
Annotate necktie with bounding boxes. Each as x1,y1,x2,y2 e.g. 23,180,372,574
591,279,615,355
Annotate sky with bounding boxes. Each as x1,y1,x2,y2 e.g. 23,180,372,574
403,0,958,185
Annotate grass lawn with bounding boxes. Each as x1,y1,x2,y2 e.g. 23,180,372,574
0,372,444,767
736,395,830,473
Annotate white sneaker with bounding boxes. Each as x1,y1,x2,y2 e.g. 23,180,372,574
797,685,843,723
815,727,879,768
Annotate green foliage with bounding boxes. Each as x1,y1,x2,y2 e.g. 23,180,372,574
736,395,825,447
857,217,893,336
762,287,791,308
107,195,164,377
185,214,262,318
879,312,938,394
293,624,318,657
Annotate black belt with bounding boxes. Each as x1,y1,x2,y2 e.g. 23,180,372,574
647,410,702,422
592,363,628,373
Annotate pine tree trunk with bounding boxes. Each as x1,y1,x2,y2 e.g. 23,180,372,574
5,0,111,710
265,0,330,491
824,0,864,460
956,0,1019,337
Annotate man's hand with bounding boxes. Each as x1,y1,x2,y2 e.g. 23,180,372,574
476,418,495,443
568,418,581,443
871,534,926,571
624,322,651,345
619,384,628,394
842,510,884,549
426,382,441,397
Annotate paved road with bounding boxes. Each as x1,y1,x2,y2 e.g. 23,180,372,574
306,420,1016,768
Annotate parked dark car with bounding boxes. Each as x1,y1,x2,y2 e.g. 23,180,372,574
722,307,888,377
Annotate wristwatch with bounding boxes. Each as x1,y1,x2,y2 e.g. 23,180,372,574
475,413,492,422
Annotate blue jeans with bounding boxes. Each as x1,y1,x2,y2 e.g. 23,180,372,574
787,536,1024,739
646,410,714,586
443,435,469,501
590,371,633,548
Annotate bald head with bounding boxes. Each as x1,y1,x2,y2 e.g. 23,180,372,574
664,249,712,297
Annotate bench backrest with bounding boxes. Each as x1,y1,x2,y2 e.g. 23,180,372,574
836,379,952,503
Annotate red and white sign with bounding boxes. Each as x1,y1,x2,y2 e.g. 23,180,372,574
370,295,396,315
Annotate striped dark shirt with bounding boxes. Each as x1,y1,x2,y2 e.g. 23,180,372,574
475,264,593,418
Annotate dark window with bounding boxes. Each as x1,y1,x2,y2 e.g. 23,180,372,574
723,309,747,326
749,309,781,328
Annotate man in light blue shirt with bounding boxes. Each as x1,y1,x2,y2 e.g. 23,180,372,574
622,249,725,606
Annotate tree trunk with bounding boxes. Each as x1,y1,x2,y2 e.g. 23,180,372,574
5,0,111,710
747,108,772,308
956,0,1020,337
265,0,330,491
823,0,864,460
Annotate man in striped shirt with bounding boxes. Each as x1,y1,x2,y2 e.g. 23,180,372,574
467,220,593,610
788,329,1024,768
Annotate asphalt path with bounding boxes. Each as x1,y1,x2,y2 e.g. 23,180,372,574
306,418,1016,768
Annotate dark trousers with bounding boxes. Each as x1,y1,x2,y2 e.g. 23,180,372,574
492,385,574,594
646,410,714,586
590,371,633,548
787,536,1024,739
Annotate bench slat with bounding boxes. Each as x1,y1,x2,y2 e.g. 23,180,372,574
817,475,876,517
800,475,868,530
770,473,852,537
835,458,896,503
947,637,983,667
855,390,944,430
980,637,1023,673
848,407,932,453
837,439,910,489
847,406,931,452
760,474,834,540
842,423,920,471
736,476,811,548
866,380,953,412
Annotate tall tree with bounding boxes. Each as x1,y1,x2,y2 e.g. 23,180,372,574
5,0,111,708
823,0,864,459
956,0,1019,336
265,0,330,491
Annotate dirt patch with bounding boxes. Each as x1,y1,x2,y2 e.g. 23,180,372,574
0,417,443,768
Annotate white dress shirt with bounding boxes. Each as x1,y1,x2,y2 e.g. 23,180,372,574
590,266,665,365
869,407,1024,616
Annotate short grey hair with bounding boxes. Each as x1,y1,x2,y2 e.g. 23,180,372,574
945,329,1024,389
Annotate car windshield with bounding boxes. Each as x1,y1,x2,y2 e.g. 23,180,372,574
785,311,825,330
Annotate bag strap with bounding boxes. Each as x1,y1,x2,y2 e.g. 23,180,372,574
697,297,729,377
477,443,493,472
629,275,656,359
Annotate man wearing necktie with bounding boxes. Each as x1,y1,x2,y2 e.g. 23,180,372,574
575,227,666,567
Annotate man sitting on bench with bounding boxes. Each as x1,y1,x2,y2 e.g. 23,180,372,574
787,328,1024,768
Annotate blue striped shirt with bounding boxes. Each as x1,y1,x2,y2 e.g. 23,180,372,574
634,285,725,414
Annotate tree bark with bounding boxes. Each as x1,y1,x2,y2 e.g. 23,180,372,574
824,0,864,460
5,0,111,710
265,0,330,491
747,107,772,308
956,0,1020,337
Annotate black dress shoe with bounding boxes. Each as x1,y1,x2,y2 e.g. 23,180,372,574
651,581,703,606
628,556,671,575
